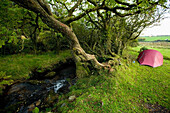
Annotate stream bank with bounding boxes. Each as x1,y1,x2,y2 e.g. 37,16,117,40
0,58,77,113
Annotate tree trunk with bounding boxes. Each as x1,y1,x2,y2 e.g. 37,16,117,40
42,12,109,68
11,0,109,69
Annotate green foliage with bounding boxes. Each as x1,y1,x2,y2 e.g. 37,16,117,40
129,39,139,47
139,46,149,53
0,0,167,56
37,30,68,52
0,0,57,55
0,0,24,48
32,107,39,113
138,38,146,42
0,40,5,48
45,107,52,112
0,71,14,94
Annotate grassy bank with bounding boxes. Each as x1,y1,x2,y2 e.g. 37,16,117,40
55,62,169,112
0,50,72,94
51,48,170,113
0,50,72,80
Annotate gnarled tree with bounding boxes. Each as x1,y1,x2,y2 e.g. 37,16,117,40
10,0,167,68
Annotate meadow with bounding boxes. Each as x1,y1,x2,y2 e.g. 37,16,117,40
140,36,170,41
0,43,169,112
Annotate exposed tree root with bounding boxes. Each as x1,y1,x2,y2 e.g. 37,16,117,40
73,47,110,69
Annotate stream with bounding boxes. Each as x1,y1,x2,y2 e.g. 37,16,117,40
0,58,76,113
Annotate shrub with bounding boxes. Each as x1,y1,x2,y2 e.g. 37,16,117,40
129,39,139,47
139,46,148,53
138,38,146,42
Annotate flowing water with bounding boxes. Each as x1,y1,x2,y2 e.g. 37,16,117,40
0,59,76,113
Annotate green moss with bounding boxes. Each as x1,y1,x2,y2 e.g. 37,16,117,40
28,80,46,85
32,107,39,113
76,62,89,78
44,71,56,78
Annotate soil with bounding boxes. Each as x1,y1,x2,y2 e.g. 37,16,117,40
144,103,169,113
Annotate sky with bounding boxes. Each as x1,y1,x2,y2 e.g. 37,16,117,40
140,14,170,36
140,0,170,37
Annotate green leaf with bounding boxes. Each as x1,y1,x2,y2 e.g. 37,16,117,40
0,71,6,77
8,38,13,43
3,75,12,79
37,70,42,73
0,40,5,48
32,107,39,113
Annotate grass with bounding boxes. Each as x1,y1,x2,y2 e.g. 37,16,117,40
0,50,72,80
51,47,170,113
0,47,169,112
54,62,169,112
140,36,170,41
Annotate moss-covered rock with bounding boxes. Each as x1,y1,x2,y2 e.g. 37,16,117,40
29,58,75,80
76,62,89,78
28,80,46,85
44,71,56,78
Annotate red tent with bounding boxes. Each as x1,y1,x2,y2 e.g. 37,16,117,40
137,49,163,67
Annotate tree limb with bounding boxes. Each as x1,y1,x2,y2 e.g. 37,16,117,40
115,0,137,7
37,0,52,15
54,0,69,11
86,13,102,29
68,0,83,16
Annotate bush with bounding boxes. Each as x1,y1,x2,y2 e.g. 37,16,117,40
138,38,146,42
139,46,148,53
129,39,139,47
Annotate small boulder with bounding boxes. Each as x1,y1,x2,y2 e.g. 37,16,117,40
35,99,41,106
68,95,76,102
